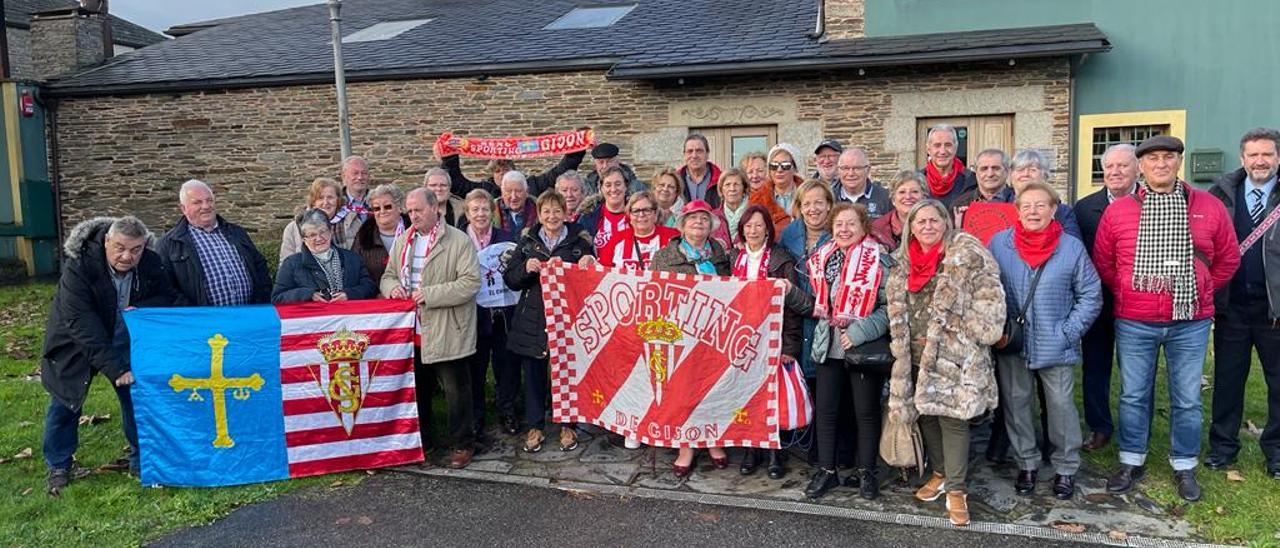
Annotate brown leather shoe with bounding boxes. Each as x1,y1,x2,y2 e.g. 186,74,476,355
1082,431,1111,452
914,472,946,502
945,491,970,526
448,448,474,469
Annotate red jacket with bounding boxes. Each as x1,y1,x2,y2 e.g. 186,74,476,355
1092,183,1239,322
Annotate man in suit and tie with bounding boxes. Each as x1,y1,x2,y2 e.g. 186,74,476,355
1207,128,1280,479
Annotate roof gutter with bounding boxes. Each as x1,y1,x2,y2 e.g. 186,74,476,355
608,40,1111,80
43,57,621,98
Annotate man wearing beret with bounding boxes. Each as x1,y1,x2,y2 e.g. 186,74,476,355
584,142,645,195
1093,135,1239,501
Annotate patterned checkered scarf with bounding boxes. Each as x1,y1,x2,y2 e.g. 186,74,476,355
311,248,344,294
1132,179,1198,320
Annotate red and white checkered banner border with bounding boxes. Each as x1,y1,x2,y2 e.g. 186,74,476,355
542,262,785,449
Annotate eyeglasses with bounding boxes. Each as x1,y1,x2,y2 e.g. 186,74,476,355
768,162,795,171
1018,202,1054,212
370,204,398,212
630,207,657,215
302,232,330,240
838,165,870,172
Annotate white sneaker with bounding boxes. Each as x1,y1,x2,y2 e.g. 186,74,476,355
624,436,641,449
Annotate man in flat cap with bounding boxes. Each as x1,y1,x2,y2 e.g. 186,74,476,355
1093,135,1239,501
584,142,645,195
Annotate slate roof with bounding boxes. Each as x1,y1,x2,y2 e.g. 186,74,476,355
43,0,1109,96
6,0,168,48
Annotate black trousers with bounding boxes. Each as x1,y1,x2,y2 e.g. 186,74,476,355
1081,302,1117,435
415,354,475,450
468,310,518,428
815,359,884,470
1211,299,1280,464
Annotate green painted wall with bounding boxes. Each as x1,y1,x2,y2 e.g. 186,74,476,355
866,0,1280,172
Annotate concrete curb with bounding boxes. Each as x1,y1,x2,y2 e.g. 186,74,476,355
391,466,1227,548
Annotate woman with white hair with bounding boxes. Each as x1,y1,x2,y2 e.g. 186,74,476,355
352,183,410,281
272,208,377,303
1007,149,1082,238
749,143,806,237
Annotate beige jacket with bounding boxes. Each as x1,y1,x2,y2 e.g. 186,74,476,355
380,224,480,363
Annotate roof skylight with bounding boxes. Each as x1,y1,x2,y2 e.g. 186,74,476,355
543,5,636,30
342,19,433,43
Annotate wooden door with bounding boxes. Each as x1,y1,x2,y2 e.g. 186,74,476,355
916,115,1014,168
692,126,777,170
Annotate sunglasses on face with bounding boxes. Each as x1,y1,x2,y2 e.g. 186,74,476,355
630,207,657,215
370,204,398,212
768,162,795,171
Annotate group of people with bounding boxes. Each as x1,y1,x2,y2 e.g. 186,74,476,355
40,125,1279,531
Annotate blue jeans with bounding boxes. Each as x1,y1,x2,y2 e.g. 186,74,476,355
42,381,138,471
1115,319,1211,471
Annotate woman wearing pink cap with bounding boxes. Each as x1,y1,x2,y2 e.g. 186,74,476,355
651,200,732,478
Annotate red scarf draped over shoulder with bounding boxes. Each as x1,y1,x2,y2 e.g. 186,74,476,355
1013,219,1062,269
907,238,943,292
924,158,965,197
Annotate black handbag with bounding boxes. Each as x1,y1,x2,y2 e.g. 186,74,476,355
997,266,1044,356
844,334,893,374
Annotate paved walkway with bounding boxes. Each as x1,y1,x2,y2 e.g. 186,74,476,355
400,425,1213,547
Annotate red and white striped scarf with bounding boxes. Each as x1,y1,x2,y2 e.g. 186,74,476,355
806,238,882,321
398,217,443,291
732,244,771,280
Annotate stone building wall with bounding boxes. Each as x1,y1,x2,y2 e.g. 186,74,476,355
32,13,106,81
7,28,34,80
52,57,1070,238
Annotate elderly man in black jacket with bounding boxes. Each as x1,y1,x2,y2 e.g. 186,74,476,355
157,179,272,306
1074,143,1139,452
41,216,179,495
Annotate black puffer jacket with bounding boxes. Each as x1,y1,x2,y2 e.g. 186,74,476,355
502,222,595,358
42,217,179,410
156,215,272,306
441,151,586,198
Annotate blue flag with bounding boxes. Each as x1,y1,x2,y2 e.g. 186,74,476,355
125,305,290,487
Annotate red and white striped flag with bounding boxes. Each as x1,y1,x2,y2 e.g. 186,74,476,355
277,300,423,477
543,263,785,449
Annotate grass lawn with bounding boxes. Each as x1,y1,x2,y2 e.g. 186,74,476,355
0,281,361,547
1075,340,1279,545
1,278,1276,545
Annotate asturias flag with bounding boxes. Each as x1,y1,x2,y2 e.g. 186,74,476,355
124,299,423,487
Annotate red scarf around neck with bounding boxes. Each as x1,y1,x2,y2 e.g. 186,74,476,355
924,157,965,197
1013,219,1062,269
907,238,943,292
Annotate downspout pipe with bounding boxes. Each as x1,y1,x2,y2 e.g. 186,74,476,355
41,93,66,264
807,0,825,39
